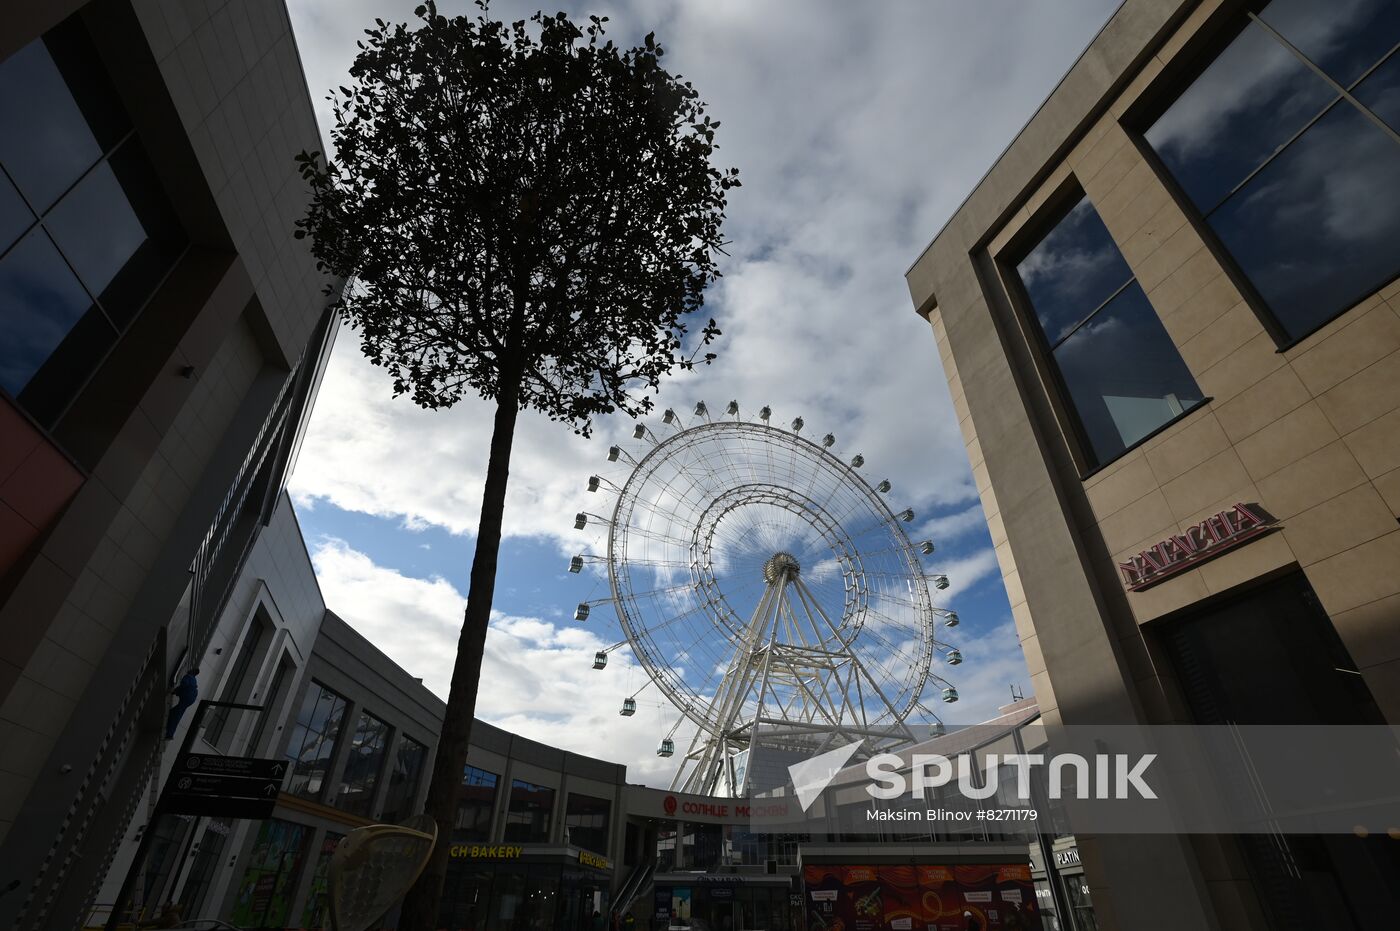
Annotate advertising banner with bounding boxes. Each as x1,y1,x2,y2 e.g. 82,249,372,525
804,865,1041,931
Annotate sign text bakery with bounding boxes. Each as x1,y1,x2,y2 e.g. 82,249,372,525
1118,502,1277,591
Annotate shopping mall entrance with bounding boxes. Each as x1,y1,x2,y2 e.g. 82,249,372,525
1159,571,1400,930
655,877,794,931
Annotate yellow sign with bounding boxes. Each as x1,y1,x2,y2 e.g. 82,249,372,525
578,850,610,870
449,844,524,859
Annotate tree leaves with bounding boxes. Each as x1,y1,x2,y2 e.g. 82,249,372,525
296,5,737,437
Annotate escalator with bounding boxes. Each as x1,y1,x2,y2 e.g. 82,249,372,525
613,856,657,920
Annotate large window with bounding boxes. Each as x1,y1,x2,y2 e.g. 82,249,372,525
284,681,348,801
337,709,391,817
1012,192,1205,468
1142,0,1400,343
0,17,184,425
455,765,500,842
503,778,556,844
564,793,611,855
228,820,310,928
380,735,429,825
204,616,265,747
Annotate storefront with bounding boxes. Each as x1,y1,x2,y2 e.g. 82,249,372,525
440,845,615,931
1027,843,1096,931
653,874,795,931
802,860,1041,931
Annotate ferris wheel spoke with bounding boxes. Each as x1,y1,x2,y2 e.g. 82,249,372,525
587,415,958,789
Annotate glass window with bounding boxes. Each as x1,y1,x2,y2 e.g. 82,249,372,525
299,832,344,931
284,681,349,801
0,228,101,400
564,793,611,855
205,617,264,747
1015,196,1134,344
1013,193,1205,468
0,18,185,427
1143,20,1337,215
228,819,310,928
0,171,33,254
1053,284,1205,464
380,735,429,825
0,40,104,212
177,818,233,918
1355,49,1400,133
1205,101,1400,340
504,779,556,844
456,765,500,842
337,710,391,817
1258,0,1400,88
1142,1,1400,342
43,161,148,302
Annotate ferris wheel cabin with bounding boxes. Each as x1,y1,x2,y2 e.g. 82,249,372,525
657,738,675,757
620,698,636,716
592,651,607,669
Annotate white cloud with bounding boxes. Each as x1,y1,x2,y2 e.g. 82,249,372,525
934,615,1033,724
310,536,687,785
287,0,1121,551
310,537,1027,781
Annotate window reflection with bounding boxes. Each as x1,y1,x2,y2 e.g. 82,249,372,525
1012,193,1205,468
1355,50,1400,132
1207,102,1400,339
504,779,556,844
1016,197,1133,345
456,765,500,842
44,161,148,300
380,736,428,825
1143,0,1400,343
1144,22,1337,214
338,710,390,818
1054,284,1205,464
0,171,33,254
284,682,349,801
0,40,104,213
0,229,101,397
0,18,186,425
1258,0,1400,88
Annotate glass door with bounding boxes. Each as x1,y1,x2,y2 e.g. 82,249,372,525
1058,875,1098,931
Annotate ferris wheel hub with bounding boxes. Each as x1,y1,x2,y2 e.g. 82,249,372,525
762,551,801,583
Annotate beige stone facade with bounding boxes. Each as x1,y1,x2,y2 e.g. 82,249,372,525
907,0,1400,928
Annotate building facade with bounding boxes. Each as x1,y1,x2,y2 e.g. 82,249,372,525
0,1,334,926
905,0,1400,929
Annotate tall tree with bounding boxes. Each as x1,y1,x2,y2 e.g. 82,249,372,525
295,1,736,925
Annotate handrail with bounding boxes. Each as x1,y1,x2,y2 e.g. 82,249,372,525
614,857,657,918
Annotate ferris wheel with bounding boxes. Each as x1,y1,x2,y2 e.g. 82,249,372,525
571,401,963,796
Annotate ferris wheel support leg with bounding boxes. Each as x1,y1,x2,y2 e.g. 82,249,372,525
738,582,788,797
672,576,783,794
794,574,917,745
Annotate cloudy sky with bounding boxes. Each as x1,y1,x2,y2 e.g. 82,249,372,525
284,0,1121,786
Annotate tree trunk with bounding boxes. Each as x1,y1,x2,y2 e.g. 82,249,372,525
397,371,523,930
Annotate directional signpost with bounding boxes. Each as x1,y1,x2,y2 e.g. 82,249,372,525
107,698,277,931
160,753,288,818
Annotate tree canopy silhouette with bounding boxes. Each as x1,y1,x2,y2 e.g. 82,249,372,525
295,1,737,925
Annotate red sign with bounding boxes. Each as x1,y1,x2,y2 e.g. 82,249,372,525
804,863,1039,931
1118,502,1276,591
663,795,678,815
